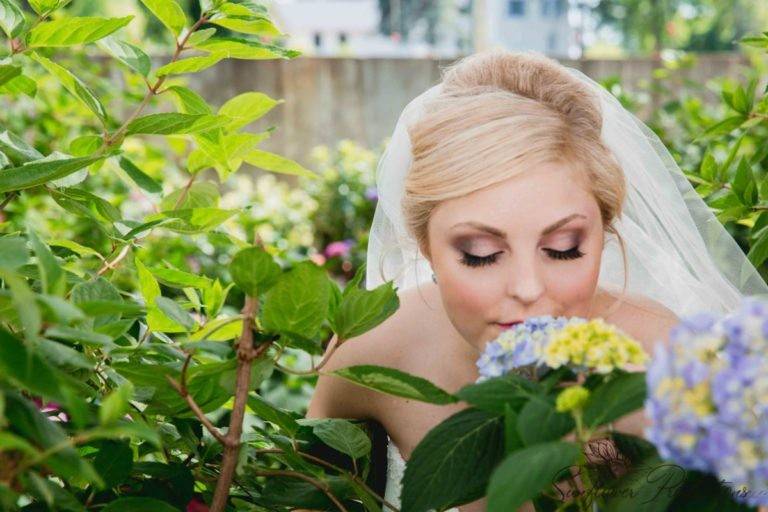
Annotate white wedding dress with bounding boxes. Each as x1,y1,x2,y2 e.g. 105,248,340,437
384,436,460,512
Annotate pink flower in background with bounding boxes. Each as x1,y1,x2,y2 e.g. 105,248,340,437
310,253,327,266
186,497,209,512
32,397,69,423
324,239,354,259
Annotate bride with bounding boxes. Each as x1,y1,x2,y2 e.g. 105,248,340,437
304,49,768,511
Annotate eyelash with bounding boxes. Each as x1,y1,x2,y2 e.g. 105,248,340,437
459,247,585,267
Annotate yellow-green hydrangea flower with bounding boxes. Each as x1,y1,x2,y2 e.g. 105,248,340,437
555,385,590,413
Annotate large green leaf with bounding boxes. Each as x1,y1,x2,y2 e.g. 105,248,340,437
455,373,541,414
139,0,187,37
330,365,458,405
0,235,29,269
301,418,371,459
134,257,187,333
0,129,43,164
167,85,212,114
28,0,68,15
0,154,107,193
229,246,281,296
102,497,178,512
145,207,237,234
487,441,581,511
155,52,225,76
401,408,504,512
516,395,575,446
126,113,230,135
28,16,133,47
331,277,399,340
582,371,647,429
0,328,63,401
30,52,107,121
601,455,685,512
0,73,36,97
193,36,301,59
218,91,282,130
243,149,317,179
261,261,329,339
0,0,26,38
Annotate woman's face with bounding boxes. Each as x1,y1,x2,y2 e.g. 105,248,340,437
424,161,605,349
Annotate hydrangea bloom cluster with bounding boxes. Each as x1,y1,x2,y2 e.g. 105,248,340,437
475,315,647,381
645,297,768,506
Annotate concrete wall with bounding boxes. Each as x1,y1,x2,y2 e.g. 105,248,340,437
190,53,754,167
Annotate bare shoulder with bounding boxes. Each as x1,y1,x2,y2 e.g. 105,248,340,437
597,287,681,352
305,282,439,420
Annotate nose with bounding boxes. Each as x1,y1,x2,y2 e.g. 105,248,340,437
504,251,545,305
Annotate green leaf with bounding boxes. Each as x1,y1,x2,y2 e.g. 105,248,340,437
156,52,225,76
0,0,26,39
516,396,574,446
155,296,196,331
118,157,162,193
160,181,218,210
0,268,40,339
28,16,133,47
0,154,107,193
748,229,768,268
303,418,371,458
697,115,745,140
210,14,282,36
186,26,216,46
246,394,301,436
135,258,187,333
139,0,187,37
0,235,29,269
167,84,212,114
150,265,212,289
102,497,178,512
0,64,20,86
455,373,541,414
401,408,505,511
98,36,151,77
27,227,65,297
332,278,399,340
261,262,329,338
126,113,230,135
32,52,107,121
145,207,237,234
28,0,68,15
0,328,64,401
582,371,646,429
601,455,684,512
219,91,282,130
69,134,102,156
93,441,134,489
70,277,124,326
243,149,318,178
733,157,757,206
0,73,36,97
487,441,581,511
229,246,281,296
48,238,102,259
0,129,43,164
194,36,301,59
99,382,134,426
330,365,458,405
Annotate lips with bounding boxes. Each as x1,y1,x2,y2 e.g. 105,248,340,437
496,320,523,330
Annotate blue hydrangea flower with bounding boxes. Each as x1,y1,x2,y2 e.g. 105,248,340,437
645,296,768,506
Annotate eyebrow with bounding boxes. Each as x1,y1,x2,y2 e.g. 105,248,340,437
450,213,587,238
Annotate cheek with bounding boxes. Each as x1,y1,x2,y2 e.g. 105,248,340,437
434,257,498,337
547,242,602,307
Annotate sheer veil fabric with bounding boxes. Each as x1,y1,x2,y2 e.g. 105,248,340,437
364,52,768,510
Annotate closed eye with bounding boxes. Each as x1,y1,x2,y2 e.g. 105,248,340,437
459,246,585,267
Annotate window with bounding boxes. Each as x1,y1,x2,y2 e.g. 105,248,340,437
547,31,558,51
338,32,348,44
313,32,322,48
507,0,525,17
541,0,566,18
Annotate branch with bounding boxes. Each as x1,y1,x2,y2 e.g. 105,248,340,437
254,469,349,512
165,373,228,446
209,296,269,512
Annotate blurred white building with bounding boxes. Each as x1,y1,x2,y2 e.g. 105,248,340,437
474,0,575,57
268,0,575,57
268,0,470,57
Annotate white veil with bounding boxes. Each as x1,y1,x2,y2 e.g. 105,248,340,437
364,55,768,318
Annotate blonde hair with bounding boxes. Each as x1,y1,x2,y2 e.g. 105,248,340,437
401,49,630,314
